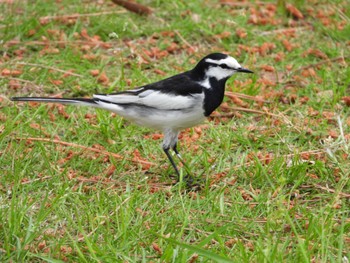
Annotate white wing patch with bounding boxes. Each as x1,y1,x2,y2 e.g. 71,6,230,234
92,92,205,130
93,90,196,110
197,78,210,89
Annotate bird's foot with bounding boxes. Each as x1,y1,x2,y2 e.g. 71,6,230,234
182,174,205,191
169,174,205,190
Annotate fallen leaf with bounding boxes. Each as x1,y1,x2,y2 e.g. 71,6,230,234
236,28,247,38
40,47,60,55
282,39,294,52
103,164,116,177
302,48,328,59
342,96,350,106
50,79,63,85
301,68,317,78
215,31,231,39
90,69,100,77
37,240,47,251
260,65,275,72
259,42,276,56
154,69,166,76
225,238,238,248
286,4,304,19
152,242,162,255
60,246,73,254
8,79,21,90
97,71,109,85
1,69,22,76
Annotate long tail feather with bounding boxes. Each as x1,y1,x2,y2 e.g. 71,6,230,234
11,97,97,107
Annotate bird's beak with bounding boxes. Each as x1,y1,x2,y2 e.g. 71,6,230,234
237,67,254,74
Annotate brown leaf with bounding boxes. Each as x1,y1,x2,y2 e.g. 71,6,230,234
274,52,285,62
215,31,231,39
227,94,248,107
148,133,163,140
48,111,56,122
57,150,75,165
301,68,317,78
41,47,60,55
259,42,276,56
39,17,50,25
154,69,166,76
27,29,36,37
225,238,238,248
322,111,335,120
260,65,275,72
80,28,91,40
188,254,199,263
60,246,73,254
56,104,70,119
83,54,97,61
90,69,100,77
1,68,22,76
342,96,350,106
111,0,152,15
152,242,162,255
286,4,304,19
135,207,148,217
302,48,328,59
37,240,47,251
236,28,247,39
166,42,179,53
282,39,293,52
62,69,76,78
50,79,63,85
161,31,175,37
328,130,338,139
299,96,309,104
97,72,109,85
307,173,319,179
8,79,21,90
104,164,116,176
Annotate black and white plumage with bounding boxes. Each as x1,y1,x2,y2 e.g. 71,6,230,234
11,53,253,182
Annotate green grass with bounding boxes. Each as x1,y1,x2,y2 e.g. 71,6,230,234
1,0,349,262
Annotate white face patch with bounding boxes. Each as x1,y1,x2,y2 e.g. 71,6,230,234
203,56,243,81
205,56,242,70
205,66,235,80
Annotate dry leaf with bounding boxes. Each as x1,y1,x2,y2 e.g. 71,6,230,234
152,242,162,255
236,28,247,39
286,4,304,19
342,96,350,106
90,69,100,77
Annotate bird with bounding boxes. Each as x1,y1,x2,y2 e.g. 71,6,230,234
11,53,253,183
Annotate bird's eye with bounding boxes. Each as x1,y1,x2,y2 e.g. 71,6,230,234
220,64,231,69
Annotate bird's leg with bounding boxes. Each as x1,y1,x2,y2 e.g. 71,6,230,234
164,144,203,189
162,129,201,188
163,147,181,181
172,143,186,166
172,143,203,188
172,143,192,173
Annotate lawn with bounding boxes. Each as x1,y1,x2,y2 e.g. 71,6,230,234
0,0,349,262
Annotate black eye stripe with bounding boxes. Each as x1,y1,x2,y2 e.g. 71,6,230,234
220,63,231,69
207,62,233,70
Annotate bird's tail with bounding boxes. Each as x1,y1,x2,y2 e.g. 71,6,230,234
11,97,98,107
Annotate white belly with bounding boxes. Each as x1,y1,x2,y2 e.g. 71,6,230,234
96,94,206,131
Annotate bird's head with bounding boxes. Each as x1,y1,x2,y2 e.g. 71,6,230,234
192,53,253,81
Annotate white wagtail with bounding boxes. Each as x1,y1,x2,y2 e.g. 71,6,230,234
11,53,253,182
